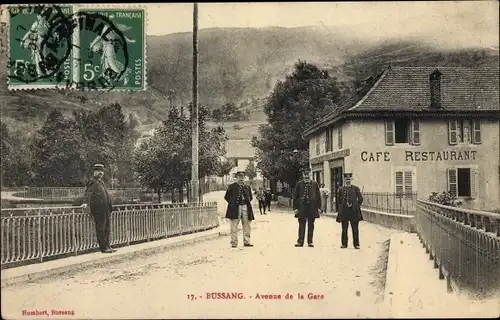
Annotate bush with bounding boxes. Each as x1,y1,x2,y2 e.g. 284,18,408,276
1,200,17,209
139,193,154,202
428,191,462,207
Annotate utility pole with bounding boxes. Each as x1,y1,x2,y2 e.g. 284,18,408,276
191,2,199,203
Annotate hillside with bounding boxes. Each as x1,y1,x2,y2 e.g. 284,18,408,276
1,24,498,138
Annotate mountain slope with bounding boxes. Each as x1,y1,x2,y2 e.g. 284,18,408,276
1,25,498,136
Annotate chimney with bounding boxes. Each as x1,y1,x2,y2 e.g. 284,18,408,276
429,69,442,108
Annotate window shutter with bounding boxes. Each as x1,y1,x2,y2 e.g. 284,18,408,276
411,120,420,145
472,120,482,144
325,129,330,152
469,167,478,199
338,127,343,149
385,120,394,146
448,120,458,145
395,171,404,197
447,168,458,197
404,171,413,196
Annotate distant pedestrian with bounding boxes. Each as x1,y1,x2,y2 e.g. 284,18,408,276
336,173,364,249
224,171,255,248
256,187,266,215
264,188,272,212
293,167,322,247
319,183,331,213
81,164,116,254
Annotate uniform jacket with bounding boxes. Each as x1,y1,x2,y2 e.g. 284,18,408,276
264,191,272,202
224,182,255,220
256,190,265,202
293,179,321,219
336,184,364,223
83,178,113,215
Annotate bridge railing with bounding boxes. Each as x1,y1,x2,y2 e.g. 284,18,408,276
0,202,219,268
8,187,145,200
361,192,418,216
416,200,500,297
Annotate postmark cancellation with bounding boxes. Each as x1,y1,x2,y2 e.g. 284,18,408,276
5,4,146,91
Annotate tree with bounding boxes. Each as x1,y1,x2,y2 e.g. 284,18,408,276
32,110,86,186
134,103,228,201
252,60,343,188
245,161,257,181
217,158,235,185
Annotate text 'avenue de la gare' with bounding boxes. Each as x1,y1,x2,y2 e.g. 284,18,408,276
360,150,478,162
187,292,325,300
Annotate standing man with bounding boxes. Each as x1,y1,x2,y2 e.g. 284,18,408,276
293,167,322,247
224,171,255,248
336,173,364,249
264,188,272,212
81,164,116,254
256,187,266,215
319,183,331,213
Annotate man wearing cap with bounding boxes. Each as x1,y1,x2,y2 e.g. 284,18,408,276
81,164,116,254
264,188,272,212
336,173,364,249
224,171,255,248
293,167,322,247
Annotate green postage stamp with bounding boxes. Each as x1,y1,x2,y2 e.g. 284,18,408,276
6,4,146,91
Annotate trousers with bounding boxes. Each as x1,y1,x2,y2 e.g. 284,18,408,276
258,200,266,214
341,220,359,247
230,205,251,245
92,211,111,250
297,217,316,244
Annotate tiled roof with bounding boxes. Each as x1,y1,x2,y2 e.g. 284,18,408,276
226,139,255,159
303,71,385,137
353,66,499,111
304,66,499,137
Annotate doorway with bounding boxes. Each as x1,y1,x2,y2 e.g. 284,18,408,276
331,167,343,212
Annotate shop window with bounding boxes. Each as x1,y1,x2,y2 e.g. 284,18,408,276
448,120,481,145
448,167,478,198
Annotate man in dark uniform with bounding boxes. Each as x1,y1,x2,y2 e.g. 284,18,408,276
264,188,272,212
81,164,116,253
336,173,364,249
224,171,255,248
293,167,322,247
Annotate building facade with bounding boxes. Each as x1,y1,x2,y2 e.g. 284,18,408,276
304,66,500,213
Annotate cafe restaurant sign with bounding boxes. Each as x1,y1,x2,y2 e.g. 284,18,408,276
360,150,478,162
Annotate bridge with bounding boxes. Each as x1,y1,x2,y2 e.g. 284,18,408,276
1,190,499,318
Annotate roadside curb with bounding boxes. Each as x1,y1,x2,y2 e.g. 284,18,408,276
1,226,229,288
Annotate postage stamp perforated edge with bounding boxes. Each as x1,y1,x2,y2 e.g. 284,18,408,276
5,3,148,92
73,4,148,92
5,3,74,91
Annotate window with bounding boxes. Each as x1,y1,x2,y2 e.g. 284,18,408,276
315,136,320,155
394,119,410,143
325,128,333,152
394,169,415,198
448,120,481,145
385,119,420,145
338,127,343,149
448,167,478,198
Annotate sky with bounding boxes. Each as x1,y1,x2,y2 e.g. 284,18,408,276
146,1,499,49
1,2,497,49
